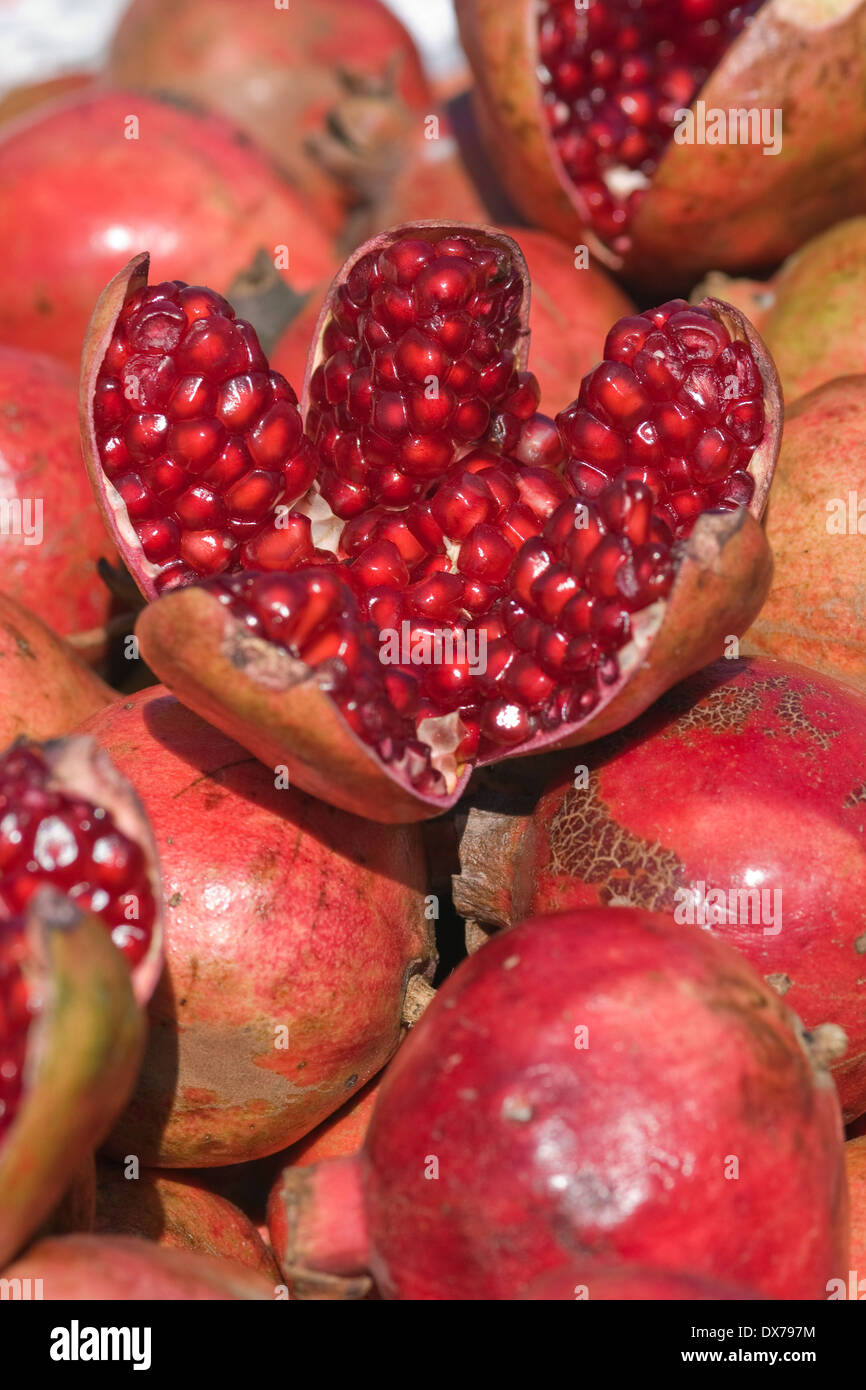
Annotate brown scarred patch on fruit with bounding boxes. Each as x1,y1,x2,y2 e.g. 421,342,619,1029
547,775,682,911
845,784,866,807
765,972,792,995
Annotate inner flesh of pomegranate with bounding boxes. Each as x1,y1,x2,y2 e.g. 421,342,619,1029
537,0,763,252
93,233,766,797
306,235,528,519
0,744,156,1142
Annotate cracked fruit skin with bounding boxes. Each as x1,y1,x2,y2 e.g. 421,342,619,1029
455,656,866,1120
268,908,847,1300
76,686,434,1167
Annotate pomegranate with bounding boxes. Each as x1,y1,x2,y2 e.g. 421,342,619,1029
0,735,164,1266
2,1234,276,1299
0,91,337,367
75,686,434,1167
518,1265,762,1299
94,1164,279,1279
0,594,113,746
0,347,116,640
706,218,866,403
106,0,432,238
80,227,780,822
456,656,866,1118
268,908,847,1300
743,378,866,692
281,1075,382,1171
456,0,866,288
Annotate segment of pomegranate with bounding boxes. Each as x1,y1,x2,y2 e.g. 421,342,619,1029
0,739,162,991
83,255,318,599
457,0,866,286
267,909,846,1300
0,894,147,1268
304,224,530,518
536,0,761,254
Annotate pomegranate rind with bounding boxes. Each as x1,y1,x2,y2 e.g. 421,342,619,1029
94,1165,280,1280
29,733,165,1005
134,588,461,822
0,594,113,747
2,1233,277,1300
457,0,866,288
136,508,772,822
79,252,156,599
0,894,146,1268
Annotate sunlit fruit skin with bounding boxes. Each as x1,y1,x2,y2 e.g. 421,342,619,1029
0,348,116,639
0,594,112,747
455,656,866,1120
77,687,434,1166
743,377,866,693
269,909,846,1300
0,91,336,367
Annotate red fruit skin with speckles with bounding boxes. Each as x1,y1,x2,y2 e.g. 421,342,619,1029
456,656,866,1120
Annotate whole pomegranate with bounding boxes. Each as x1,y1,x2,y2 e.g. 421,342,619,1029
0,594,112,746
705,218,866,403
2,1234,276,1299
457,0,866,289
0,736,164,1266
0,91,336,367
456,656,866,1118
94,1164,279,1278
0,347,116,639
743,378,866,692
268,908,847,1300
106,0,432,237
76,686,434,1166
79,228,780,823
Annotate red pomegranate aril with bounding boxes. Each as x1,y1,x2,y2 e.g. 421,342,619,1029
458,525,514,583
480,699,533,746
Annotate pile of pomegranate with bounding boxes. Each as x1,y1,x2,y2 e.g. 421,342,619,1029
0,0,864,1307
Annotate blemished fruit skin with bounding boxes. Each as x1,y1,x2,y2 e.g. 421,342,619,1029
456,657,866,1120
2,1233,277,1299
0,348,116,638
93,1164,279,1279
270,909,847,1301
76,687,434,1167
280,1075,382,1170
845,1137,866,1282
743,379,866,692
0,91,336,367
517,1265,763,1300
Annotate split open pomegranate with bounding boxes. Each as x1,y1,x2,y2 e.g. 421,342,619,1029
0,735,163,1267
457,0,866,286
81,224,780,822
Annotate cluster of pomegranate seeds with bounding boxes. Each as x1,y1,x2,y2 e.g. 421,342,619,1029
0,745,156,969
187,293,765,786
0,744,156,1141
306,236,527,518
558,299,760,531
0,920,31,1142
93,279,319,591
212,568,448,796
537,0,763,252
